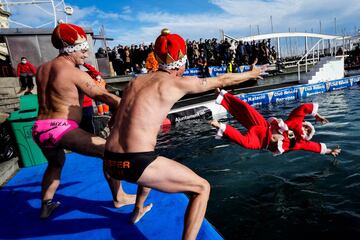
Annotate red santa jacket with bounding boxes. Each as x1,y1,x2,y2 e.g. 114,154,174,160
267,103,327,155
217,103,327,155
17,62,37,77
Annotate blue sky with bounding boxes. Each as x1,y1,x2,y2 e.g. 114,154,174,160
6,0,360,47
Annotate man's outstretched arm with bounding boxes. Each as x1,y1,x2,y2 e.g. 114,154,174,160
180,63,267,94
293,140,341,157
76,70,121,109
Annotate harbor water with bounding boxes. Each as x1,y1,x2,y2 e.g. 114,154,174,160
156,85,360,240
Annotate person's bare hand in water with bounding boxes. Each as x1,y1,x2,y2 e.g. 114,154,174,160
210,119,221,129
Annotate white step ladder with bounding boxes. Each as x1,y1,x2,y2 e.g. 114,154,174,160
300,56,345,84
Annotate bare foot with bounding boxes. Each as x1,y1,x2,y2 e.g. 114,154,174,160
209,119,220,129
113,194,136,208
40,200,61,219
131,203,153,224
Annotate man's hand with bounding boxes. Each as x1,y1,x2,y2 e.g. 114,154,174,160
209,119,221,129
249,58,268,80
315,113,329,124
328,147,341,157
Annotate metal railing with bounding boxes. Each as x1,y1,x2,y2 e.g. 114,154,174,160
297,38,324,81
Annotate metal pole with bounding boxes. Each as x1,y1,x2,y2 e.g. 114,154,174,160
289,27,292,56
270,15,274,33
50,0,57,27
277,37,281,59
305,36,308,72
313,45,315,65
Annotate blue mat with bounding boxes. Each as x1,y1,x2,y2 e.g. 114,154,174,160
0,153,223,240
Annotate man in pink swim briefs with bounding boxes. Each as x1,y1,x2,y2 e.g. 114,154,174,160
33,23,135,218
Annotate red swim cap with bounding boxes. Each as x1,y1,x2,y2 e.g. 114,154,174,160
52,23,88,52
154,28,187,70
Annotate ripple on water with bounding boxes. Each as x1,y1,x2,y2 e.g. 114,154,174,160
156,85,360,239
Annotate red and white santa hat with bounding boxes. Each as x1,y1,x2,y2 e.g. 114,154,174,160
51,23,89,54
154,28,187,70
302,121,315,140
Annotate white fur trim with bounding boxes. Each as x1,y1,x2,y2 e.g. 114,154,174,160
158,55,187,70
215,89,228,105
267,117,288,134
267,117,277,124
303,121,315,140
60,41,89,54
277,119,288,134
215,123,227,139
271,139,285,156
320,143,327,154
277,139,285,154
311,102,319,116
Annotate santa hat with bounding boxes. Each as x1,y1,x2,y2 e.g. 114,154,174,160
52,23,89,54
83,63,102,80
154,28,187,70
302,121,315,140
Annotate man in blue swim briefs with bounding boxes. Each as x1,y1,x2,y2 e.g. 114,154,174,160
104,28,267,240
34,23,135,218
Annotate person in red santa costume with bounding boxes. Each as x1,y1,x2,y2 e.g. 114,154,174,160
33,23,135,219
211,89,341,157
16,56,37,94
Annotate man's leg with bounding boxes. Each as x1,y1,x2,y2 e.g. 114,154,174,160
40,147,65,218
103,169,136,208
131,186,152,223
211,120,265,150
26,76,34,93
59,128,135,207
216,90,268,129
59,127,105,157
17,76,26,94
137,156,210,240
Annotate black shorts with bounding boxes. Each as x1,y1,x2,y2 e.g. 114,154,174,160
103,150,157,183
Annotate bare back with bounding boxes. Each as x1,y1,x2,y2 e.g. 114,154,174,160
37,57,91,123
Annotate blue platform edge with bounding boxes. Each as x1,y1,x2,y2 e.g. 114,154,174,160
237,76,360,106
0,153,223,240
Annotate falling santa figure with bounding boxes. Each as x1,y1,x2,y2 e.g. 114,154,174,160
211,89,341,157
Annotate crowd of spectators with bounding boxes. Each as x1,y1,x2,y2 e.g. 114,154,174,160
344,44,360,68
96,38,278,76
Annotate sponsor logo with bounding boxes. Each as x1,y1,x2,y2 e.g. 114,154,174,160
105,160,130,169
325,82,330,91
50,121,69,127
169,107,212,123
299,87,304,97
267,92,274,102
247,94,266,102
